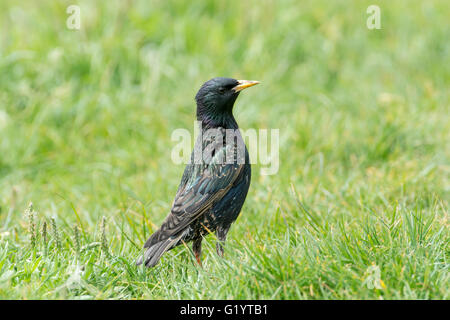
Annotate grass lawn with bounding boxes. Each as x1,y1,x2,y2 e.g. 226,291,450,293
0,0,448,299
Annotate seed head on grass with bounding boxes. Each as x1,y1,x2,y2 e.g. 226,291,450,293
42,221,48,256
25,202,36,249
73,224,81,259
50,216,61,250
100,216,110,258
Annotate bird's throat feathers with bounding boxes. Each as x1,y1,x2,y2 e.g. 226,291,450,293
196,91,240,129
197,107,239,129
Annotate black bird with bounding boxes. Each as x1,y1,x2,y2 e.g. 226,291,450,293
136,77,259,267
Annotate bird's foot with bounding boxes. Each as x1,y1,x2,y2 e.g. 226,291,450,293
195,252,202,267
216,242,225,258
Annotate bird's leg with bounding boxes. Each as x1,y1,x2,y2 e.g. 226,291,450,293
216,242,224,258
216,226,229,258
192,237,202,267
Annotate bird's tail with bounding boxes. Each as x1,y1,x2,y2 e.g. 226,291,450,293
136,235,182,268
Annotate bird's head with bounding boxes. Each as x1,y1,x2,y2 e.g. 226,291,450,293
195,77,259,128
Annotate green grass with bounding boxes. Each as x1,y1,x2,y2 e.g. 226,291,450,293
0,0,449,299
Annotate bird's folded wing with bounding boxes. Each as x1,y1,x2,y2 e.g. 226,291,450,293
144,143,244,247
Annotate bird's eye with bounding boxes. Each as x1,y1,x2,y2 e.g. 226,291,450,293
218,87,226,94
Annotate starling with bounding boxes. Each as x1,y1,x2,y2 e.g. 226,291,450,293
136,77,260,267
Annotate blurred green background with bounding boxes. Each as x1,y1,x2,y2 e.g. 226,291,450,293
0,0,448,299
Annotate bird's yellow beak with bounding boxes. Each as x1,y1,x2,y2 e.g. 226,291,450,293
232,80,260,92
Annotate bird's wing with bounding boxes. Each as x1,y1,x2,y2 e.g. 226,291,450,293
144,137,244,248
